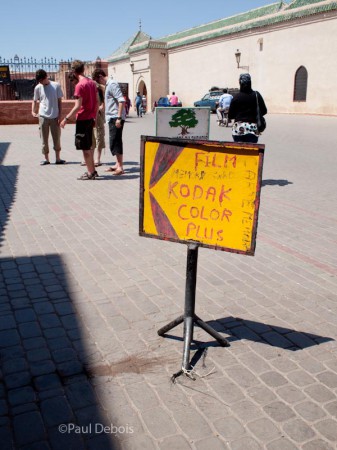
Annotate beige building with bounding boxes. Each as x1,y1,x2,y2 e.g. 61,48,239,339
107,0,337,115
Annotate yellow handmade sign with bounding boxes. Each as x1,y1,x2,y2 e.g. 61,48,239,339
139,136,265,255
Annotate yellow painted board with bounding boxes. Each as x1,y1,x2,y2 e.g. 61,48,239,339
140,136,265,255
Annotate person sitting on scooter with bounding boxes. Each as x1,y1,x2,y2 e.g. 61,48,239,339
216,88,233,124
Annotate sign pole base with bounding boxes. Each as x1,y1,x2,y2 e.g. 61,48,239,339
157,244,230,372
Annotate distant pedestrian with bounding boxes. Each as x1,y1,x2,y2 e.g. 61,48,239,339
135,92,142,117
228,73,267,143
60,60,98,180
92,69,126,176
124,95,131,116
141,94,147,114
32,69,66,166
169,91,179,106
216,88,233,124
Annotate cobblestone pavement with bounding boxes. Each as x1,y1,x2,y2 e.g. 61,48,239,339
1,112,337,450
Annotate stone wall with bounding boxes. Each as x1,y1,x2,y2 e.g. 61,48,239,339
0,101,76,125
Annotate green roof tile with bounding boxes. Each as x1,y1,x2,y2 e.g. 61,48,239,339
164,0,337,48
133,31,152,44
107,31,151,62
158,2,285,43
286,0,328,9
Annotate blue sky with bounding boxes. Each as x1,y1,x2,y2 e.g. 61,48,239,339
1,0,283,62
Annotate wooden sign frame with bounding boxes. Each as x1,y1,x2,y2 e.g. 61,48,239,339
139,136,265,256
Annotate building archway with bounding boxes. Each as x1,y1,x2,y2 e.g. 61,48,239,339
137,80,147,98
137,79,148,112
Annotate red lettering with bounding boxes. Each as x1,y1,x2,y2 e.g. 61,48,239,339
195,152,208,171
206,187,216,202
204,227,214,239
212,154,221,168
243,211,253,220
196,225,203,239
224,155,237,168
193,185,203,200
195,171,206,180
200,206,208,221
168,181,178,199
241,199,254,208
180,184,190,197
186,223,196,236
210,209,220,220
221,209,232,222
216,230,224,241
219,185,232,204
178,205,188,220
230,156,237,168
190,206,199,219
245,170,256,180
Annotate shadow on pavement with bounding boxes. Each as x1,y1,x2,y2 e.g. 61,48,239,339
213,316,334,350
262,179,293,186
0,145,120,449
123,161,139,166
0,142,10,165
0,254,119,449
0,142,18,249
160,315,333,352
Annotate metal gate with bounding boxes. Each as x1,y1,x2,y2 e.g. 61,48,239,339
0,56,59,100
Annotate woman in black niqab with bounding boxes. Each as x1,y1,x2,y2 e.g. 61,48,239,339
228,73,267,143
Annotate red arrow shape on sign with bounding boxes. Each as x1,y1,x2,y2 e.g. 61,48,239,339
150,143,184,189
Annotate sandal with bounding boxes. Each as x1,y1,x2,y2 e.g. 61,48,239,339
55,159,66,165
40,160,50,166
94,162,102,167
104,166,117,172
77,171,97,180
113,169,125,176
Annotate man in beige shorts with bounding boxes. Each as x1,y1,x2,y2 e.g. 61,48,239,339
32,69,66,165
92,82,105,166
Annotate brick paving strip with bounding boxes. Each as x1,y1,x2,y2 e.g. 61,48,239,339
0,113,337,449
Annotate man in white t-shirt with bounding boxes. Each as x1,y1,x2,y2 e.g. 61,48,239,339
216,88,233,122
32,69,66,165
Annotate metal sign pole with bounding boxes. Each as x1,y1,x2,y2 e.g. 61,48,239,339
158,243,230,372
182,243,198,370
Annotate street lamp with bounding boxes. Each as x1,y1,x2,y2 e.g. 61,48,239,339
235,49,249,71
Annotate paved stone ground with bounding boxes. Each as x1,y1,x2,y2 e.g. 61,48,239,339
0,111,337,450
